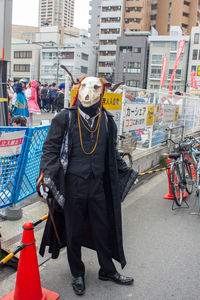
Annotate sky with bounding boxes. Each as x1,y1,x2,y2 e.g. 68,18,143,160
12,0,90,30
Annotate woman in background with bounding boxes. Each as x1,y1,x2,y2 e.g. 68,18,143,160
26,80,41,127
12,83,29,123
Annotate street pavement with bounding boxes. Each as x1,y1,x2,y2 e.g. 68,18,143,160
1,172,200,299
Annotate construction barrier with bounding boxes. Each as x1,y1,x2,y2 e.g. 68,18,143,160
0,126,49,209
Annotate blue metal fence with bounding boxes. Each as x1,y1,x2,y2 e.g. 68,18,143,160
0,126,49,209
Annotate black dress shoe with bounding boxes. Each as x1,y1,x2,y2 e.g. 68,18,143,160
72,276,85,296
98,269,134,285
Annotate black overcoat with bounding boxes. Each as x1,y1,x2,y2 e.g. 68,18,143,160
39,106,138,269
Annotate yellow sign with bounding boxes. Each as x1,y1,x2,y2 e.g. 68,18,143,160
0,98,8,102
70,91,122,111
102,93,122,110
174,106,179,122
146,105,155,126
70,89,78,106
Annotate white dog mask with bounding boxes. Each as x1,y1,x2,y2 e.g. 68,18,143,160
78,77,103,107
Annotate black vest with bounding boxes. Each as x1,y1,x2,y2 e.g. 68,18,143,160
68,113,107,179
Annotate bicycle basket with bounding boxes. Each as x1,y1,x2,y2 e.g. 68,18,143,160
118,136,138,153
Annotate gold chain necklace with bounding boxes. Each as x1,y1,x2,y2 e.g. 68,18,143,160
77,100,103,155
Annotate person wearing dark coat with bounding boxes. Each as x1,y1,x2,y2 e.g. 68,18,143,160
41,83,49,111
37,76,138,296
54,83,65,113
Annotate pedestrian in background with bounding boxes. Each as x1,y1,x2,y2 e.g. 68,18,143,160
47,82,57,113
41,83,49,111
26,80,41,127
12,83,29,123
54,82,65,114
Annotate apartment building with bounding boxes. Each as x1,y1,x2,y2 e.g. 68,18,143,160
122,0,151,33
153,0,200,35
89,0,102,46
115,31,150,88
187,26,200,92
40,36,96,84
39,0,74,28
97,0,124,78
147,27,190,92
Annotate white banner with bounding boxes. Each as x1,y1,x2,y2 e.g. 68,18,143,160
0,131,26,157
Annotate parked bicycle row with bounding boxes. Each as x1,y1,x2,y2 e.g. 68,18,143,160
162,135,200,211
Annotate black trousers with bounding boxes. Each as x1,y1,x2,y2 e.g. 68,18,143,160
64,173,116,277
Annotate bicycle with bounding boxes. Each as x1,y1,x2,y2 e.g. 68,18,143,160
184,136,200,214
164,138,193,207
117,135,137,168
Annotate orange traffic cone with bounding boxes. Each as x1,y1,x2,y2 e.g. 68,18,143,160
163,158,174,200
1,222,59,300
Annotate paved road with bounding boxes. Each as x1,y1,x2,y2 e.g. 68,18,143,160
1,172,200,299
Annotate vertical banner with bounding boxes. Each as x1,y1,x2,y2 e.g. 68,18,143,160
191,72,194,88
169,39,185,92
191,72,197,89
160,56,167,88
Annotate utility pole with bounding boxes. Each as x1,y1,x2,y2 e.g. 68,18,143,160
0,0,12,126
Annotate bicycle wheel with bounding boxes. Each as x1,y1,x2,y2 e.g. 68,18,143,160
122,153,133,168
170,164,183,206
184,162,193,194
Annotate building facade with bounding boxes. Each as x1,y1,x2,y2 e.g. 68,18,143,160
40,36,96,84
122,0,151,33
115,31,150,88
147,27,190,92
9,40,41,81
88,0,101,46
187,26,200,92
153,0,200,36
39,0,74,28
97,0,124,78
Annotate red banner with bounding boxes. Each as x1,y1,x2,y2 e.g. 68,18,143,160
191,71,197,89
160,56,167,87
169,39,185,92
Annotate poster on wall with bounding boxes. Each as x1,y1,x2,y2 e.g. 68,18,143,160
123,103,155,132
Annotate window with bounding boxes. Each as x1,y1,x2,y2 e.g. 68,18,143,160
81,53,89,61
168,13,171,22
193,49,198,60
150,66,161,78
42,52,58,60
81,66,88,74
14,64,30,72
171,41,178,51
126,80,140,87
184,0,190,6
127,62,141,73
133,47,141,53
194,33,199,44
169,1,172,10
120,46,132,53
167,24,170,32
191,65,197,72
170,53,183,61
152,54,163,64
123,62,126,73
60,52,74,59
14,51,32,59
183,12,189,17
168,69,182,80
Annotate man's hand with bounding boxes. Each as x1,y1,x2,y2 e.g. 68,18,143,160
36,172,49,199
